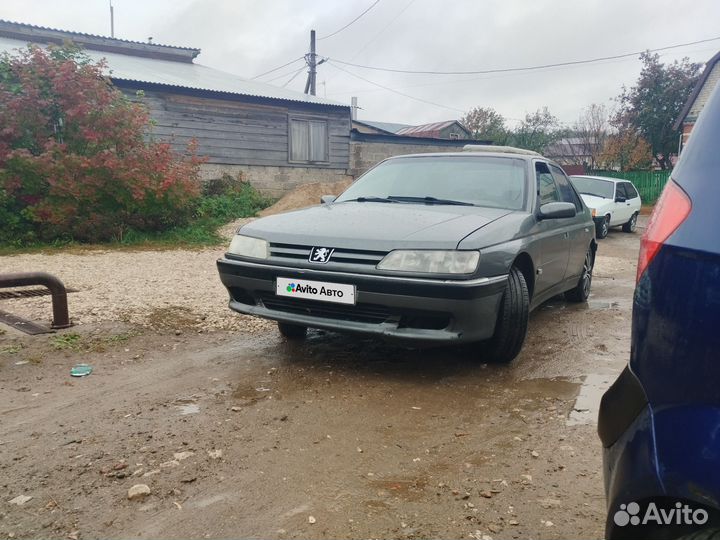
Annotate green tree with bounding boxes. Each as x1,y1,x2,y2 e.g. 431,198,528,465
615,52,701,169
460,106,508,143
509,107,561,153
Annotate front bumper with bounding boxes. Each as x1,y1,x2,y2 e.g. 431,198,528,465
216,256,507,343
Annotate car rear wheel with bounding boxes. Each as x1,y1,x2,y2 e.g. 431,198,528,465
565,247,594,302
622,212,638,233
277,322,308,340
485,266,529,363
596,215,610,239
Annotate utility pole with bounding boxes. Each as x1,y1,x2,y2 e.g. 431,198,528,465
109,0,115,38
304,30,317,95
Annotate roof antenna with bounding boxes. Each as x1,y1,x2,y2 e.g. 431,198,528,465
109,0,115,38
148,37,153,43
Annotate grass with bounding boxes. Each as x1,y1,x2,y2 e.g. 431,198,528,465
52,333,83,351
1,344,22,354
0,184,275,255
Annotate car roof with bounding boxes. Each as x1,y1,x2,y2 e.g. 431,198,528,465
570,175,628,184
383,151,556,163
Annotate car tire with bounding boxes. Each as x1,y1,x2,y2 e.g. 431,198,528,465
277,322,307,340
675,528,720,540
622,212,638,233
485,266,529,363
596,215,610,239
565,246,594,303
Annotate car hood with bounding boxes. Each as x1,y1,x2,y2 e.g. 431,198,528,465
579,194,612,210
240,202,514,250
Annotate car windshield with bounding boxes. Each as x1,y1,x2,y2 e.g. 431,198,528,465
570,176,615,199
336,156,527,210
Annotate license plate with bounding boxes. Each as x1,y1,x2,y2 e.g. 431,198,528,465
276,277,356,305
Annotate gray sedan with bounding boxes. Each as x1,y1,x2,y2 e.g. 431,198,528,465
217,146,596,363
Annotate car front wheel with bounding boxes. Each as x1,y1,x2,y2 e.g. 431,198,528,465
596,215,610,239
485,266,529,363
622,212,638,233
277,322,308,340
566,247,594,302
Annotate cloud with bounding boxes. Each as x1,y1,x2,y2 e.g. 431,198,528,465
2,0,718,127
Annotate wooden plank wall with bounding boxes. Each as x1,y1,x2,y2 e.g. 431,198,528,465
125,89,350,169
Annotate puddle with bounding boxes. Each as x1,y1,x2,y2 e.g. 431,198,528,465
176,403,200,415
587,300,620,311
566,373,614,425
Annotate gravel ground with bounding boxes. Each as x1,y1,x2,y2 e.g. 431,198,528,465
0,221,646,540
0,218,273,334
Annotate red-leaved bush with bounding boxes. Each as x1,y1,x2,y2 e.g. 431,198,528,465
0,45,204,243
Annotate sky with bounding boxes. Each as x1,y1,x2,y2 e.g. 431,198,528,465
1,0,719,128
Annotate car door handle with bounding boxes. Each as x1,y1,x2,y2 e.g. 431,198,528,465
563,232,569,239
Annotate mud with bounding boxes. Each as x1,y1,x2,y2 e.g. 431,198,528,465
0,223,643,540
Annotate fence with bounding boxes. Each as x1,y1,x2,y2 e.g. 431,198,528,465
589,170,672,204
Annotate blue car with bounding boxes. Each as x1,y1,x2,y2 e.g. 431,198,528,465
599,85,720,538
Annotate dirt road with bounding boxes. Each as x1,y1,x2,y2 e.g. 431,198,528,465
0,224,641,540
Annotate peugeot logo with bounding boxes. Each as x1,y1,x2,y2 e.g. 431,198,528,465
309,247,334,264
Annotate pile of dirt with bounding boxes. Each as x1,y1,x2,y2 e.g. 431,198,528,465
259,179,353,217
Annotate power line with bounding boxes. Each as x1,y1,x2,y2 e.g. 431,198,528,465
282,66,306,88
326,61,464,114
330,35,720,75
264,65,308,84
348,0,416,60
328,42,717,97
250,57,305,80
318,0,381,40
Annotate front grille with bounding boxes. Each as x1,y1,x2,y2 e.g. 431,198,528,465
268,242,386,267
257,292,391,324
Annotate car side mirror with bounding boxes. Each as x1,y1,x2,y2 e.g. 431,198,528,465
320,195,337,204
539,202,576,219
615,195,627,203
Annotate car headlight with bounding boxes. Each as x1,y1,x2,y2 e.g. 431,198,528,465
228,235,269,259
377,250,479,274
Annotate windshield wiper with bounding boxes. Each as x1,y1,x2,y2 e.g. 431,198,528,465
579,191,607,199
345,196,398,203
387,195,475,206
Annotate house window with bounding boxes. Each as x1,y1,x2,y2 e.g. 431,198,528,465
289,118,329,163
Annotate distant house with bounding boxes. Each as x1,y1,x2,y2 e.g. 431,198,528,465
352,120,412,135
353,119,470,140
0,20,352,197
544,137,600,170
348,118,486,177
674,50,720,149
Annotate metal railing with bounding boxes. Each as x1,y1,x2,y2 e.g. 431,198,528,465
0,272,72,329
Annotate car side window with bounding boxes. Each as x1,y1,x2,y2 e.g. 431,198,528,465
535,162,560,205
624,182,639,199
616,183,628,200
549,164,582,211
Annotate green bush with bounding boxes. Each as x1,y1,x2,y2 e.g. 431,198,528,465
196,175,273,222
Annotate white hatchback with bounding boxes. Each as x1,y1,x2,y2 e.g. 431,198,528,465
569,175,642,239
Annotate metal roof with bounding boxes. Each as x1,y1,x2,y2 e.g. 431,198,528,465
395,120,470,138
353,120,412,134
0,34,348,109
0,19,199,59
